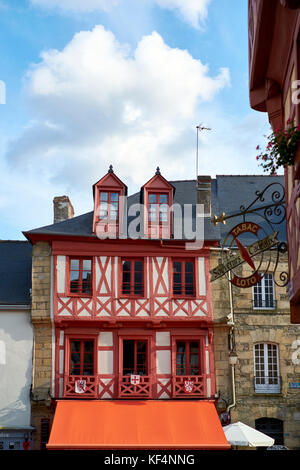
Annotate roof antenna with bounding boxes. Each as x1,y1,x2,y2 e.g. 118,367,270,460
196,124,211,187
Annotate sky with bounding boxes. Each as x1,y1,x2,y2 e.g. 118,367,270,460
0,0,272,240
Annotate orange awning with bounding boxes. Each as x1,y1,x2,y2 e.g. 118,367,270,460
47,400,230,450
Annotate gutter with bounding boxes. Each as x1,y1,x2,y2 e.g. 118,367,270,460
0,304,31,311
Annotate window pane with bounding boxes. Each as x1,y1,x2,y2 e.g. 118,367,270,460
111,193,119,202
99,201,108,219
123,340,135,374
137,341,146,353
70,271,80,293
70,259,79,270
82,260,91,270
149,194,157,203
176,342,186,375
71,341,80,352
100,192,108,201
159,194,168,203
159,204,168,221
190,342,199,353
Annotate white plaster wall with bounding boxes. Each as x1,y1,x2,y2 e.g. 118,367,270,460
156,350,171,375
98,351,114,374
198,257,206,296
0,311,33,427
56,255,66,293
156,332,170,347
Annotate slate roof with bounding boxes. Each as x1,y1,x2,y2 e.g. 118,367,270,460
0,241,32,306
24,175,286,245
213,175,286,245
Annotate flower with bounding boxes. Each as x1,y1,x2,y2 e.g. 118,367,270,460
256,120,300,175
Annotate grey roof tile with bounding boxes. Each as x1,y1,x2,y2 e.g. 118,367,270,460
0,241,32,305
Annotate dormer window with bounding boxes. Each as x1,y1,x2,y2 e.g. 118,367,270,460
92,166,127,235
148,193,168,223
141,168,175,239
99,192,119,221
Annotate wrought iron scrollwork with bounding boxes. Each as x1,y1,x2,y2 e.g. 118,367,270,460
212,182,289,287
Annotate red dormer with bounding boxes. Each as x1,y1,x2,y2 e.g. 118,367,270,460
92,165,127,236
141,167,175,239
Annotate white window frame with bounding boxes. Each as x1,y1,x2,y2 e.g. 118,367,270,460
253,343,280,394
252,273,275,310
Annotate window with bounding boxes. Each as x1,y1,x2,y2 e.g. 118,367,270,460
123,340,148,375
253,273,275,309
254,343,280,393
122,259,144,296
148,193,168,223
69,258,92,295
70,340,95,376
173,260,195,296
99,191,119,221
176,341,200,376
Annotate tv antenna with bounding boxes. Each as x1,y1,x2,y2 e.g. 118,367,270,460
196,124,211,185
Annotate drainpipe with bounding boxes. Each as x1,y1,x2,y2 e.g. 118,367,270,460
227,269,237,415
210,247,237,415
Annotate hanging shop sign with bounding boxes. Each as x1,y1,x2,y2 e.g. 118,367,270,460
210,182,288,289
210,222,279,287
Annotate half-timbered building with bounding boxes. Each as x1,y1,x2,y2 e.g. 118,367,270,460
24,167,231,450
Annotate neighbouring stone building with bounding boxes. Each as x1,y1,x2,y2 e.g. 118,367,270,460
210,175,300,449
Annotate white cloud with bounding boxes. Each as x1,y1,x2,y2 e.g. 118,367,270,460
154,0,211,28
3,25,232,233
29,0,211,28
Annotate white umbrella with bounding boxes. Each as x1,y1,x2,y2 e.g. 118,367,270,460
223,421,275,447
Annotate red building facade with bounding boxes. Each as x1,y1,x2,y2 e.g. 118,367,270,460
248,0,300,323
26,168,217,410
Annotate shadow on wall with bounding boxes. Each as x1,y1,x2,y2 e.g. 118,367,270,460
0,346,32,427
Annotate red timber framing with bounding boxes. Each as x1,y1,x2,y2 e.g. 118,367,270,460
52,239,213,321
54,326,216,400
92,167,127,236
51,236,216,399
141,170,175,239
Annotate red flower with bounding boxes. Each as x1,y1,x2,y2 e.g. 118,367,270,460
287,118,291,125
256,156,260,160
256,145,260,150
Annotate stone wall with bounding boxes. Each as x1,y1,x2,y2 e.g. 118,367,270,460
30,241,53,449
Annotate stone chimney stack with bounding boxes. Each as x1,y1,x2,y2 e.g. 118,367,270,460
197,176,212,216
53,196,74,224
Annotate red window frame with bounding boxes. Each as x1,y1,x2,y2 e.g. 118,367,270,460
172,259,195,297
68,338,96,376
99,191,120,222
148,192,169,225
176,340,201,376
122,339,148,376
121,258,144,297
69,257,92,296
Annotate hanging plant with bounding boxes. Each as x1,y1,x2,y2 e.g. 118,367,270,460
256,119,300,175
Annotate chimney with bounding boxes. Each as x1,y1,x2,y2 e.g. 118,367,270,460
197,176,212,216
53,196,74,224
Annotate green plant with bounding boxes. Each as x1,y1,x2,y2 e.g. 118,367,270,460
256,119,300,175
